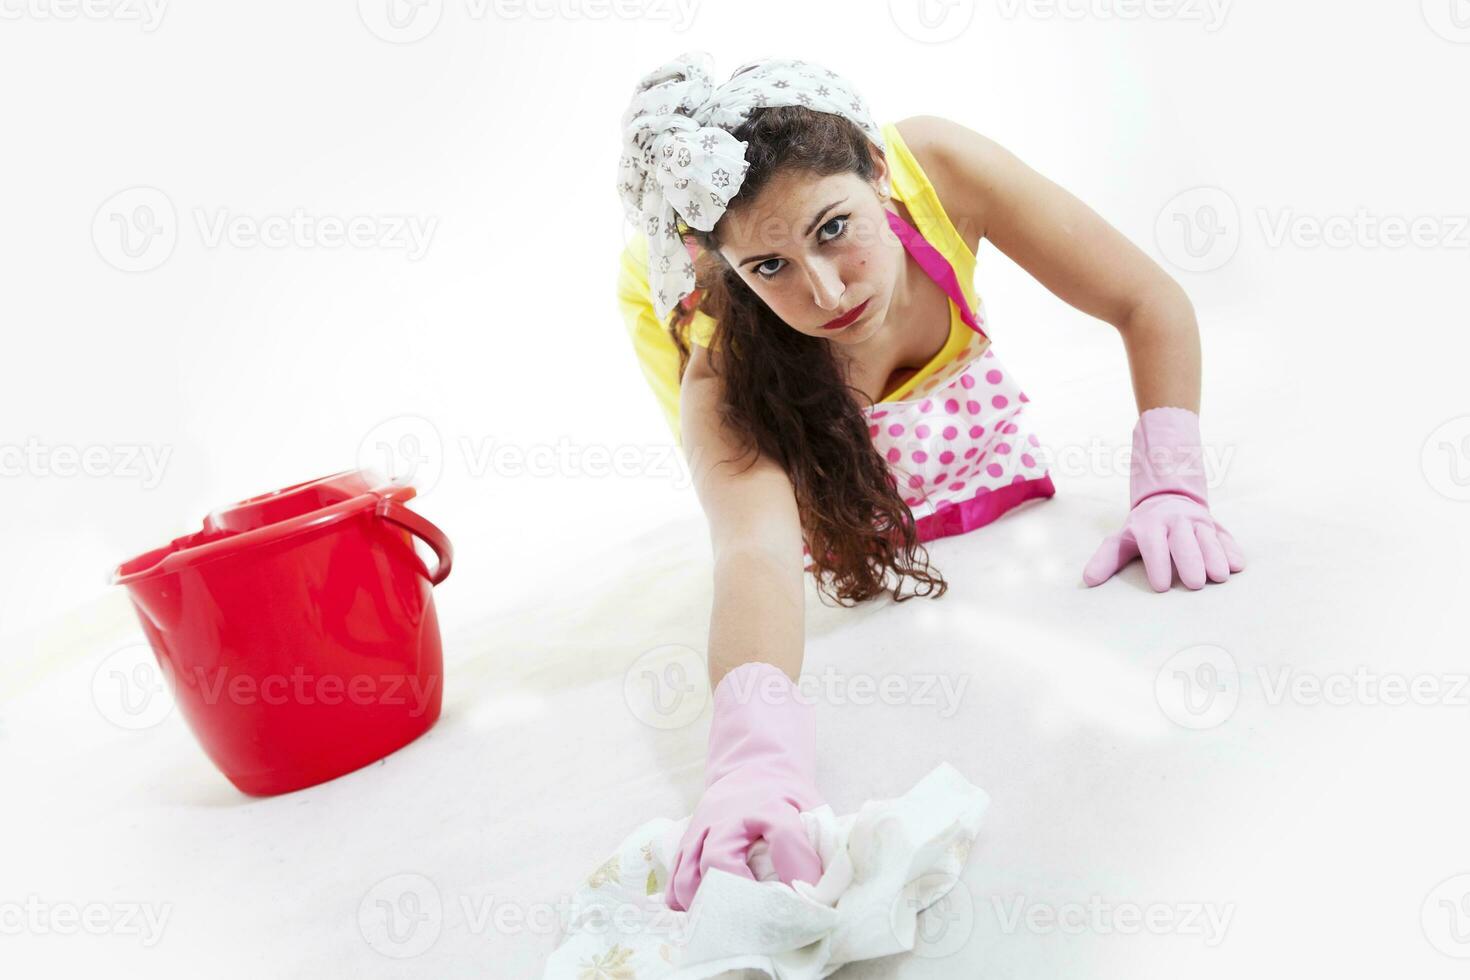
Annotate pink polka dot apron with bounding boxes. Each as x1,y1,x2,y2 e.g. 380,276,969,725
862,208,1056,545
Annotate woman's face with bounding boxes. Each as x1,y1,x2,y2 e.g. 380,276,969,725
714,156,903,346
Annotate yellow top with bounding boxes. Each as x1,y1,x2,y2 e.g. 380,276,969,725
616,120,981,441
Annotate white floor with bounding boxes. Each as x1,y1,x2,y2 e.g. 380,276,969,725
5,304,1469,979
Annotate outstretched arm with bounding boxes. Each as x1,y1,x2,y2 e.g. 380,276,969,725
661,345,824,911
680,343,807,690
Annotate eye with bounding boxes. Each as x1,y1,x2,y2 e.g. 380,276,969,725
751,214,851,281
819,215,848,241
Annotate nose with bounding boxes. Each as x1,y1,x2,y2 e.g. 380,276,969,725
803,258,845,312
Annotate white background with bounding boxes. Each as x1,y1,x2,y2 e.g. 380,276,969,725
2,1,1466,648
2,1,1469,977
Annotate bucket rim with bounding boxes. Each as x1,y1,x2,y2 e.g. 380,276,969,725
109,473,417,586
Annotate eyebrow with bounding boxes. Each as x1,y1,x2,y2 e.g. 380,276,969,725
738,198,848,268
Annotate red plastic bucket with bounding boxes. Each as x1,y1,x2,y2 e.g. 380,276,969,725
110,469,453,796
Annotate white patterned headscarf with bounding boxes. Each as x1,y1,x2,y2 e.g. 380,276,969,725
616,50,886,320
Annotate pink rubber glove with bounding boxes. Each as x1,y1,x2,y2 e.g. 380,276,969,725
1083,406,1245,591
665,661,825,912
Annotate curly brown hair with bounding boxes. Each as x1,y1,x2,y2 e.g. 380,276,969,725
667,105,948,606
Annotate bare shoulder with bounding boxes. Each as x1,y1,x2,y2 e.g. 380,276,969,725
683,338,719,384
892,114,1004,250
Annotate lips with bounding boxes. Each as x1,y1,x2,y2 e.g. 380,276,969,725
821,298,870,331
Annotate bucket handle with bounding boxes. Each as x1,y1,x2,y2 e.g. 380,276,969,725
375,498,453,585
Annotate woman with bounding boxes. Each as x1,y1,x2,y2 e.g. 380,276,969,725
615,52,1245,913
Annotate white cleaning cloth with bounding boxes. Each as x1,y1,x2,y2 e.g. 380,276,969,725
542,762,990,979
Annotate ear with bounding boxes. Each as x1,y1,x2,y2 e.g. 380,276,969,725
867,140,892,199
